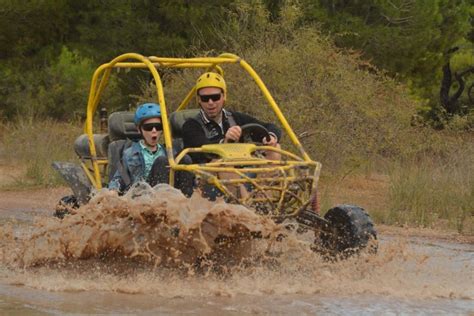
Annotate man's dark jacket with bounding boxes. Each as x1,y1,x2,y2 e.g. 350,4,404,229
182,109,282,163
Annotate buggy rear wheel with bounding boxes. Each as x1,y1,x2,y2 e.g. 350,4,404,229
319,205,377,259
54,195,79,219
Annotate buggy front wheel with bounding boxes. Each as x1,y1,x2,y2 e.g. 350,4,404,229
318,205,377,259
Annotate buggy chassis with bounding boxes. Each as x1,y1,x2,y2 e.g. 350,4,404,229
53,52,376,257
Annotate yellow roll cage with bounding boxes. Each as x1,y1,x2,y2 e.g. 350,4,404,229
83,52,321,217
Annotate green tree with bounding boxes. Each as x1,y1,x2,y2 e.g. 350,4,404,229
303,1,470,92
71,0,234,61
0,0,73,62
0,0,235,120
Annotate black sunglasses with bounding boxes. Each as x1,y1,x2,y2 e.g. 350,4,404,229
141,122,163,132
199,93,222,102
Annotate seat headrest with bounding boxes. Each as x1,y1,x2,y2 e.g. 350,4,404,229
74,134,109,158
108,109,200,141
108,111,141,141
169,109,200,138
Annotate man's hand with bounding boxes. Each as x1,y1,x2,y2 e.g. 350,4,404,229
224,126,242,143
263,133,278,147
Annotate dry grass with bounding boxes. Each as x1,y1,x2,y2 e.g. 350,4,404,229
321,165,473,234
320,173,390,221
387,155,473,234
0,118,81,188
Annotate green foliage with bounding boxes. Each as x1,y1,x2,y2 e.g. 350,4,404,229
73,1,183,60
414,44,474,130
0,0,234,62
159,2,416,172
1,0,471,127
1,46,121,120
39,47,95,118
302,0,470,80
0,0,237,120
301,0,473,126
0,0,72,61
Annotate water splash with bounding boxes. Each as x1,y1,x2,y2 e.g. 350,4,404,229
0,184,472,301
0,184,283,268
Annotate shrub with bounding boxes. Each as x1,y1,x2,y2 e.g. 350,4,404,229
1,46,122,121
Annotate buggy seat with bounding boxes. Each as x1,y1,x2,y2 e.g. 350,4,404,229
74,110,200,182
107,111,141,179
108,110,199,179
169,109,199,139
72,111,140,161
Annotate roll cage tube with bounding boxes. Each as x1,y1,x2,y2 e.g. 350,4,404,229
84,52,310,189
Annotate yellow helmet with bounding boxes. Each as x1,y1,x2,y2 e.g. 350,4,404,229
196,72,226,96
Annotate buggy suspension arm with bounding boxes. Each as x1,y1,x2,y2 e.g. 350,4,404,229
295,208,330,232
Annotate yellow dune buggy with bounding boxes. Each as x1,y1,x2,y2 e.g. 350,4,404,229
53,53,376,258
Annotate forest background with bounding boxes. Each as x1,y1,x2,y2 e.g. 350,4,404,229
0,0,473,233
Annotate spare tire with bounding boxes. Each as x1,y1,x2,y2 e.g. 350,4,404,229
319,204,377,258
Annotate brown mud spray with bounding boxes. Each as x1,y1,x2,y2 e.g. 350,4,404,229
0,184,471,300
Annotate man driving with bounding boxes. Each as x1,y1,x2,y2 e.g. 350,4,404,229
182,72,281,164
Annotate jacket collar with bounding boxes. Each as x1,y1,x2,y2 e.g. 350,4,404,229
130,141,142,154
131,140,163,156
199,108,231,125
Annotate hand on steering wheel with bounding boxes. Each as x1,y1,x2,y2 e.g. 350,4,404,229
224,126,242,143
225,124,276,146
238,123,272,144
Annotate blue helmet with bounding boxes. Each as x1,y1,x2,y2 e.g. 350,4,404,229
134,103,161,126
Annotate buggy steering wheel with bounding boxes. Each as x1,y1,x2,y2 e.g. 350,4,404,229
238,123,271,144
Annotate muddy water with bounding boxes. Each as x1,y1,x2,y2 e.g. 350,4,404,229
0,184,472,315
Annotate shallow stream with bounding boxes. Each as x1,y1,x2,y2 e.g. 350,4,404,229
0,185,472,315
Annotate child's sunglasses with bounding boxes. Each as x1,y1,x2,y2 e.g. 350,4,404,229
199,93,222,102
141,122,163,132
